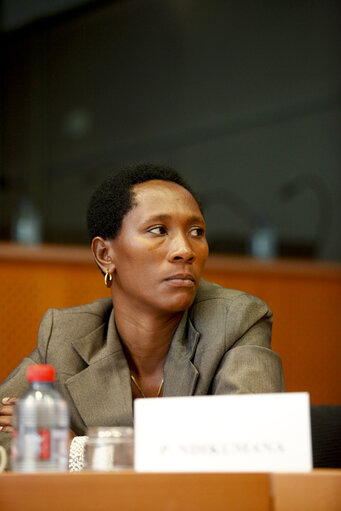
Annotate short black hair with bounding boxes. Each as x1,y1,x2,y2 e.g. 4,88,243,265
87,162,202,242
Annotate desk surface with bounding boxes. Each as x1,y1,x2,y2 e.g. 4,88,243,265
0,470,340,511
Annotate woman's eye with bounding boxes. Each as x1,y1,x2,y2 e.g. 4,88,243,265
190,227,205,237
148,226,167,235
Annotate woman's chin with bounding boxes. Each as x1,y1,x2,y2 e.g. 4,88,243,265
159,291,197,313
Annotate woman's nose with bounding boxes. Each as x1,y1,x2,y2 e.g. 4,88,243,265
168,234,195,263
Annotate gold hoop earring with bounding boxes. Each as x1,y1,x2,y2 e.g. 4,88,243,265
104,270,113,288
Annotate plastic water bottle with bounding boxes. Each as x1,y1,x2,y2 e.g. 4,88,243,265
250,217,278,260
12,365,70,472
12,198,43,244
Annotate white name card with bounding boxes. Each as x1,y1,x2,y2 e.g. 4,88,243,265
134,392,312,473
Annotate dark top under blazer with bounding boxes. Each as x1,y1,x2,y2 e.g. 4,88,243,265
0,279,284,449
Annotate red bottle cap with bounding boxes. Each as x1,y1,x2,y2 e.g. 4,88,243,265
27,364,56,383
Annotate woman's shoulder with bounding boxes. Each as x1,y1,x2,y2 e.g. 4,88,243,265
194,279,249,303
192,279,271,318
189,279,272,341
38,297,113,337
49,297,113,318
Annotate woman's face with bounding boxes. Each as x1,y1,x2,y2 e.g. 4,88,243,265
107,179,209,315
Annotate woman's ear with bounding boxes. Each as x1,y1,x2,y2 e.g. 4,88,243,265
91,237,116,274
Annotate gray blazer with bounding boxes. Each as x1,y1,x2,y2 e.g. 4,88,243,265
0,279,284,446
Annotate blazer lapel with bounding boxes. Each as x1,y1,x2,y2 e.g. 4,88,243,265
163,311,201,396
65,312,133,428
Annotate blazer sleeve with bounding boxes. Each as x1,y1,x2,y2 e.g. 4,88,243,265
210,293,285,394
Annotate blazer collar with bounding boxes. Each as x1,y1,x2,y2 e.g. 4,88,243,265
163,310,201,396
70,310,122,365
66,311,133,428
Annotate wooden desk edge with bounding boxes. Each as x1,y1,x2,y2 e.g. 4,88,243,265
1,470,340,511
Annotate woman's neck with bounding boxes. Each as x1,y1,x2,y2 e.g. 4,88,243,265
113,305,183,377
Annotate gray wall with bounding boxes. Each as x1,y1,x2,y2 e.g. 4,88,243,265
1,0,340,259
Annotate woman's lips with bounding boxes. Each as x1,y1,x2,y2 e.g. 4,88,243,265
164,274,196,287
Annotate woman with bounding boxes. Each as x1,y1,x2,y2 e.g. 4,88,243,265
0,163,284,451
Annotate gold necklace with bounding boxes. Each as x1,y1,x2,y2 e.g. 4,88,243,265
130,374,164,398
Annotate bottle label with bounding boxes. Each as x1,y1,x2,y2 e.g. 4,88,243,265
39,429,51,460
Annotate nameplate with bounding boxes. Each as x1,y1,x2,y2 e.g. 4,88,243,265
134,392,312,472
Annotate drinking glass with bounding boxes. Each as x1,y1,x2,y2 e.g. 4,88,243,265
84,427,134,471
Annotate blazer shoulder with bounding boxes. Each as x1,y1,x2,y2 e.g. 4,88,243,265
191,279,272,333
51,297,113,317
39,297,113,342
194,279,245,304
